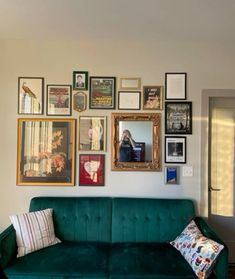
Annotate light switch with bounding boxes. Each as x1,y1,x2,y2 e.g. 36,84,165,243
182,166,193,177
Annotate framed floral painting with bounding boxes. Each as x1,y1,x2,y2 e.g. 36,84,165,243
16,118,76,186
79,154,105,186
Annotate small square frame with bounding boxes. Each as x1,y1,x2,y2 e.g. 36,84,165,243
165,102,192,134
79,154,105,186
143,85,163,110
165,136,186,164
47,85,72,116
118,91,141,110
165,72,187,100
73,71,88,90
164,166,180,184
79,116,106,151
18,77,44,115
119,77,141,90
89,76,116,109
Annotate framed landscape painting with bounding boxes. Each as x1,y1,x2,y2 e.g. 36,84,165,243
17,118,76,186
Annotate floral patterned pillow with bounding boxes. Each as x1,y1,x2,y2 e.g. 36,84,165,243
170,220,224,279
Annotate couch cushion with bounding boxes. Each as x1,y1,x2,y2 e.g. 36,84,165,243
5,241,109,279
112,198,195,243
110,243,197,279
29,197,112,242
9,208,61,258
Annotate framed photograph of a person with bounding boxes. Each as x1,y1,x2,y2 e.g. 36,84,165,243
73,92,87,112
165,102,192,134
89,76,116,109
79,116,106,151
143,86,163,110
164,166,180,184
47,85,72,116
165,136,186,164
118,91,141,110
73,71,88,90
165,72,187,100
18,77,44,115
79,154,105,186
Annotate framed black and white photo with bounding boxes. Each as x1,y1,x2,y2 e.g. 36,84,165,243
165,136,186,164
118,91,141,110
165,102,192,134
73,71,88,90
164,166,180,184
165,73,187,100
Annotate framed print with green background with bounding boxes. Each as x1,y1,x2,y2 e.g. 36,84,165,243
73,71,88,90
165,102,192,134
143,85,163,110
164,166,179,184
73,92,87,112
17,118,76,186
118,91,141,110
165,72,187,100
47,85,72,116
89,76,116,109
79,116,106,151
165,136,186,164
18,77,44,115
79,154,105,186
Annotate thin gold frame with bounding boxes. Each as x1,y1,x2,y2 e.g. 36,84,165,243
119,77,141,90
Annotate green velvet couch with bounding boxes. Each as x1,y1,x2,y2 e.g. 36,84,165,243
0,197,228,279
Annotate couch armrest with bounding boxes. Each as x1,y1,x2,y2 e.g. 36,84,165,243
194,217,228,279
0,225,17,268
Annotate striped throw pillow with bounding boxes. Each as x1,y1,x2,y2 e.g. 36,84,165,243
10,208,61,257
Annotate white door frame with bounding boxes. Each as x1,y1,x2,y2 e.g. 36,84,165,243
201,89,235,217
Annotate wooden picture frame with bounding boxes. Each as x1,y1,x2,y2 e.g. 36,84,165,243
73,92,87,112
118,91,141,110
47,85,72,116
79,154,105,186
165,136,186,164
79,116,106,151
165,72,187,100
89,76,116,109
143,85,163,110
16,118,76,186
18,77,44,115
165,102,192,134
119,77,141,90
73,71,88,90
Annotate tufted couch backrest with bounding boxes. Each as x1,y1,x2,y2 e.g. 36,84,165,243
29,197,195,243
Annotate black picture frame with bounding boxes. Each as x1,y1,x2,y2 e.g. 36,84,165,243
165,136,186,164
118,91,141,110
89,76,116,109
165,72,187,100
165,102,192,134
73,71,88,90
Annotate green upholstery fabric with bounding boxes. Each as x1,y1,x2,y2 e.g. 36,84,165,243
0,197,228,279
112,198,195,243
29,197,112,242
5,241,109,279
110,243,197,279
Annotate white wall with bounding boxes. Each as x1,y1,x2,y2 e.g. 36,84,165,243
1,39,235,232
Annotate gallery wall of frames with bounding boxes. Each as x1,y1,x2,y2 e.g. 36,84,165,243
17,71,192,187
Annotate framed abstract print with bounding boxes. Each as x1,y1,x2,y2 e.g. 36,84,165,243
47,85,72,116
165,72,187,100
18,77,44,115
165,102,192,134
73,71,88,90
17,118,76,186
79,116,106,151
165,136,186,164
79,154,105,186
143,85,163,110
89,76,116,109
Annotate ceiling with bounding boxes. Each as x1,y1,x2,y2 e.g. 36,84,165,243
0,0,235,42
